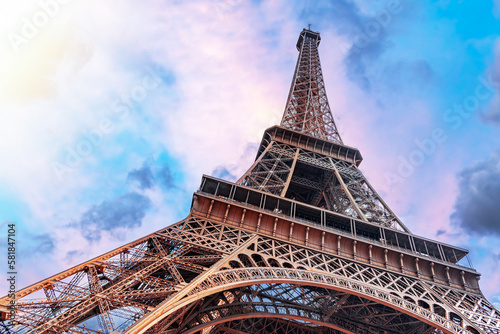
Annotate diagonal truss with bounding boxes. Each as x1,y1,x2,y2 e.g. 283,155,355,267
1,215,499,333
0,218,252,334
239,139,409,232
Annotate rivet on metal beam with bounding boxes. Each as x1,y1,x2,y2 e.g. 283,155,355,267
461,271,467,289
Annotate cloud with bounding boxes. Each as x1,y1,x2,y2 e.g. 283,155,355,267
460,239,500,299
0,220,55,257
29,233,55,253
209,142,259,183
212,166,238,182
296,1,389,90
307,1,422,91
157,165,175,189
297,1,363,33
452,151,500,236
346,41,388,90
127,158,177,190
128,163,154,189
382,59,434,91
73,192,152,242
482,39,500,125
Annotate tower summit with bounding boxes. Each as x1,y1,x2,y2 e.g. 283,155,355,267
281,28,342,143
2,28,499,334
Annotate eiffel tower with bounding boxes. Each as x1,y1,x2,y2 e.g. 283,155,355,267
2,27,499,334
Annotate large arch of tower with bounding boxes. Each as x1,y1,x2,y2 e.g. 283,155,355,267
118,225,483,334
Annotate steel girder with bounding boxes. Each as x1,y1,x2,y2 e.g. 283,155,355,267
212,317,346,334
1,217,499,333
239,141,409,232
0,218,250,333
173,285,437,333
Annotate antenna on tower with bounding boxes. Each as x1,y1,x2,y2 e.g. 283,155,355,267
308,23,311,30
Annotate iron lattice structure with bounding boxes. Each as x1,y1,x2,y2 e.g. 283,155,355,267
1,28,499,334
280,30,342,144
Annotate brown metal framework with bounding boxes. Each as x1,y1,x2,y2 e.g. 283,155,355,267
1,28,499,334
280,29,342,144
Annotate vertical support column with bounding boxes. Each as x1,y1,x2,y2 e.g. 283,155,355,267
353,240,357,260
368,245,373,264
289,223,294,241
399,254,404,273
384,249,389,269
445,267,451,285
322,232,325,251
239,209,246,228
461,271,467,289
430,262,436,282
256,213,262,233
337,236,341,255
273,218,278,237
415,258,420,277
223,204,231,223
305,227,310,246
192,195,198,211
207,200,214,217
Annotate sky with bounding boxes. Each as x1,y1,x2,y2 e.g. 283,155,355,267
0,0,499,309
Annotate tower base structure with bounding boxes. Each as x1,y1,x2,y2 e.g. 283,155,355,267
1,28,499,334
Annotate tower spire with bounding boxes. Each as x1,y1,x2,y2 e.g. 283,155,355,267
281,28,343,144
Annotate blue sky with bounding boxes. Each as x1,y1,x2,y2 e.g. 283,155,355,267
0,0,499,307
